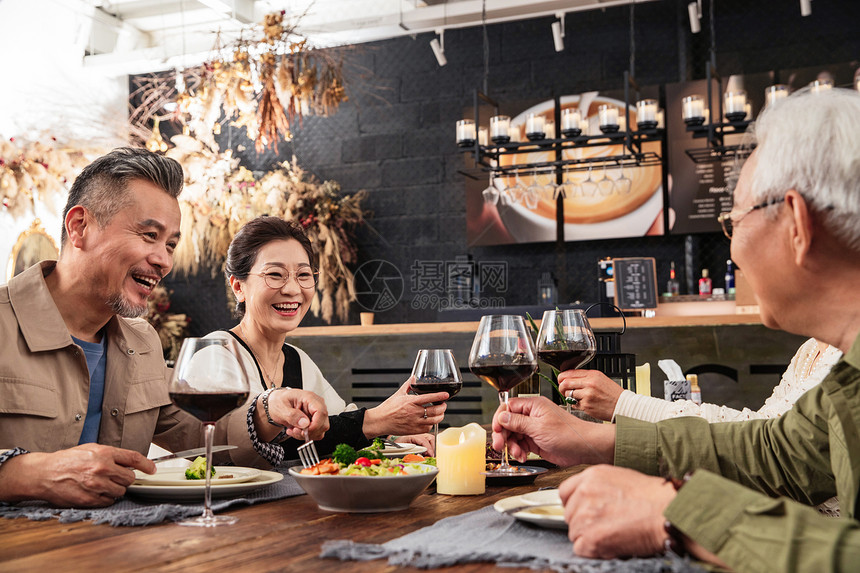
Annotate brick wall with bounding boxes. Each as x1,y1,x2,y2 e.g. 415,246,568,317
163,0,860,332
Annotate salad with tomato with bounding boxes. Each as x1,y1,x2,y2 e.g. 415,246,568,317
299,440,436,476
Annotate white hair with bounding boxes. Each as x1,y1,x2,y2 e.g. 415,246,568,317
748,87,860,251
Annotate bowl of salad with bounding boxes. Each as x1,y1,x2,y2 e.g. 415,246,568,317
288,442,438,512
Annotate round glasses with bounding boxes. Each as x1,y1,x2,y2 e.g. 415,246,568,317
254,269,319,290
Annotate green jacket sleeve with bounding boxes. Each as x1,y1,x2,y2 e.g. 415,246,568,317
615,383,837,507
665,470,860,573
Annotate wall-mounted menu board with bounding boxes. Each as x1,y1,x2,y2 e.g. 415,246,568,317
613,257,658,310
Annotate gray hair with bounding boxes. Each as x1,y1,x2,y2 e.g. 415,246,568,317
748,87,860,251
61,147,184,246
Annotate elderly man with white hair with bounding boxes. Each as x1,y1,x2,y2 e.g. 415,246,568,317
492,88,860,571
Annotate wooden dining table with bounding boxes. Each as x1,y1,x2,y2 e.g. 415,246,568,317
0,465,584,572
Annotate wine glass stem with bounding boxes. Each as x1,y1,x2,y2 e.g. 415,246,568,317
499,390,511,469
202,422,215,520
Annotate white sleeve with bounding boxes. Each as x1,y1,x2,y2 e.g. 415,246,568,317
612,388,764,423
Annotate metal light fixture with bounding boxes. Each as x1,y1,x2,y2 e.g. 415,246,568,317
551,13,565,52
688,1,702,33
430,29,447,67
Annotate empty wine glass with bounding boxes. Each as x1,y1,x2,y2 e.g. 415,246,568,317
525,170,542,209
535,309,596,414
581,166,598,197
615,165,632,195
597,164,615,196
507,173,527,205
469,315,538,473
481,172,500,205
169,338,250,526
559,169,580,198
410,349,463,444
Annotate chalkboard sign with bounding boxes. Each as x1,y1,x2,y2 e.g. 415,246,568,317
613,257,658,310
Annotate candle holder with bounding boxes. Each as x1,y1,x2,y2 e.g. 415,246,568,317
525,113,546,141
598,105,619,134
456,119,476,148
636,99,658,130
489,115,511,144
682,95,706,126
561,108,582,138
765,84,788,107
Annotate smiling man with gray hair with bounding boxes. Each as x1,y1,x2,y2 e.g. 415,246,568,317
492,88,860,571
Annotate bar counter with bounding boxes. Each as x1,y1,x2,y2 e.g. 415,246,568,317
0,466,583,572
286,313,807,427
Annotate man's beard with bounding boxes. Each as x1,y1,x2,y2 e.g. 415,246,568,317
107,293,148,318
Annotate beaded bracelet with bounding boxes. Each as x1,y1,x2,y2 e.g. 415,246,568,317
0,447,30,470
663,473,693,556
260,387,288,443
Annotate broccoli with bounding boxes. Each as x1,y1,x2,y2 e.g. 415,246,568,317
331,443,359,466
184,456,216,480
372,437,385,450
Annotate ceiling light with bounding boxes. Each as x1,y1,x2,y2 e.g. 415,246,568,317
800,0,812,17
551,13,565,52
430,30,447,67
197,0,233,13
688,1,701,33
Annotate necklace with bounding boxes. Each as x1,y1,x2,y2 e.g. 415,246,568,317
238,323,281,389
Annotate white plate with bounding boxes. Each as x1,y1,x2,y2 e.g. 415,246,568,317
126,470,283,502
381,444,428,458
520,489,561,506
494,493,566,530
133,466,261,486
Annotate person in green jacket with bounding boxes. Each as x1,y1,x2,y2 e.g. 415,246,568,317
491,87,860,572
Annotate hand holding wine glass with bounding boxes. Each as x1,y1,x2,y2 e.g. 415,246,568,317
410,349,463,443
536,309,597,414
468,315,538,473
169,337,250,527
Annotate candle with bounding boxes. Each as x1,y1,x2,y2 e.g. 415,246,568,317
526,113,545,139
545,119,556,139
478,127,488,146
765,84,788,106
456,119,476,146
810,78,833,94
724,90,747,116
617,114,627,133
562,108,581,131
490,115,511,143
579,119,590,136
656,109,665,129
636,99,658,124
635,362,651,398
682,95,704,122
598,105,618,128
436,423,486,495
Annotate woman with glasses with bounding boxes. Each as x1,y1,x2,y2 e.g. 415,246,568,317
205,216,445,462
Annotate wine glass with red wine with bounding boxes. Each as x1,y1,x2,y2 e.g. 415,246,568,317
468,315,538,473
536,309,597,413
168,337,250,527
410,349,463,444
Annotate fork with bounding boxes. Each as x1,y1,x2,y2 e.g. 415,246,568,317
297,428,320,469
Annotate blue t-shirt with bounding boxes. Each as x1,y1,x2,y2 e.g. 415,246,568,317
72,334,107,445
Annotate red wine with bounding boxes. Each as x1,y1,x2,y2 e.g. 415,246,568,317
471,364,536,393
538,349,595,372
170,392,249,423
411,380,463,405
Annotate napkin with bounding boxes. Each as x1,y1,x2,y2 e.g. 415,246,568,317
0,467,304,527
321,505,704,573
658,359,684,381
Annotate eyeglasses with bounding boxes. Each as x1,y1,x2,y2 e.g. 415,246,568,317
254,269,319,290
717,197,785,239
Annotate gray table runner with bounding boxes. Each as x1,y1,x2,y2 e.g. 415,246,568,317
0,468,305,527
322,505,705,572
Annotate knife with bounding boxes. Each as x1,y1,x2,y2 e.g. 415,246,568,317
502,503,564,516
149,445,238,463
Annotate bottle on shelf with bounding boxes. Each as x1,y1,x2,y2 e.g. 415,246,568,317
666,261,680,296
725,259,736,295
698,269,712,297
687,374,702,405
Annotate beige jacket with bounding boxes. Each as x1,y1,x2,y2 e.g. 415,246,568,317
0,262,261,466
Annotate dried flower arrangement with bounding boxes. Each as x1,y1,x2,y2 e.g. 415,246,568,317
0,137,90,218
145,285,191,362
166,136,366,324
130,10,347,156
